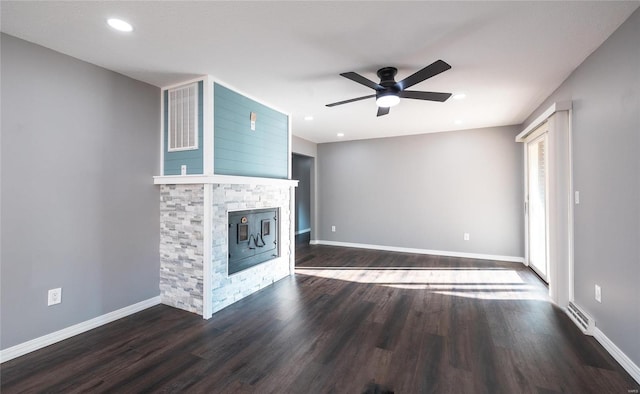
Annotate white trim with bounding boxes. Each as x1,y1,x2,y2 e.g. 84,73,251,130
522,143,529,268
296,228,311,235
547,110,572,308
203,76,214,175
289,186,296,275
567,109,575,302
516,101,572,142
202,185,213,319
593,327,640,384
288,114,293,180
0,296,161,364
160,88,165,175
522,120,549,143
166,146,199,153
154,174,298,187
310,240,525,263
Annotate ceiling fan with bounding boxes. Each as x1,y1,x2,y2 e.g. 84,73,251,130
326,60,452,116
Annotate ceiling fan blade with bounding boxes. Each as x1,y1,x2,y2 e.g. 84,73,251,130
399,90,452,102
377,106,390,117
341,72,383,90
326,94,376,107
396,60,451,90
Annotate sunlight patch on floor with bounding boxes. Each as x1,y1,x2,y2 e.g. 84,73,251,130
296,267,548,300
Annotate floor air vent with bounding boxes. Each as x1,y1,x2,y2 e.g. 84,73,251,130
566,302,595,335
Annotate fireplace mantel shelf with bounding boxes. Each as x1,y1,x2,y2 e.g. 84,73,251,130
154,174,299,187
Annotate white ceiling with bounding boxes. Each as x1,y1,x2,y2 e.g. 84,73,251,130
2,1,638,143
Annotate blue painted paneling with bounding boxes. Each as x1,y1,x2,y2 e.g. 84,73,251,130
214,83,288,179
163,81,204,175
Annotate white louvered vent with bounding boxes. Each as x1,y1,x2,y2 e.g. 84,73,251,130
168,83,198,151
567,302,595,335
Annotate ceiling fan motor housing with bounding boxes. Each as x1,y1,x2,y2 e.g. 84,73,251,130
376,67,400,101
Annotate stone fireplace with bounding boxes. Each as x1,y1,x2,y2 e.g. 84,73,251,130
157,175,297,318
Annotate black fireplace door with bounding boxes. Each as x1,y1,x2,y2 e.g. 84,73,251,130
228,208,279,275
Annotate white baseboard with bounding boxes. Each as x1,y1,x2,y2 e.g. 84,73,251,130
309,240,524,263
0,296,161,364
593,327,640,384
295,228,311,235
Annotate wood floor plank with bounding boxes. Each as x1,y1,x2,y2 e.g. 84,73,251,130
2,244,638,393
375,294,412,351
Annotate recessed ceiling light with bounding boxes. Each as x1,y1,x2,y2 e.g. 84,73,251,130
107,18,133,32
337,133,345,137
453,93,466,100
454,119,464,125
304,115,314,121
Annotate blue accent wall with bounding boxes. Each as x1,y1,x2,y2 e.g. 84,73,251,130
163,81,204,175
214,83,288,179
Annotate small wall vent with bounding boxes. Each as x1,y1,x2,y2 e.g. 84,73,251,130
566,302,595,335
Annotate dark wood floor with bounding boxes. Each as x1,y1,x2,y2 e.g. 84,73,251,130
2,245,638,393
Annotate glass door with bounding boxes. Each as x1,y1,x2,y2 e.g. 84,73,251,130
527,133,549,282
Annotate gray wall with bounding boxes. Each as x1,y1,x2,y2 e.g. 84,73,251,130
525,8,640,366
0,34,161,349
292,135,317,158
317,126,523,258
292,135,318,239
292,154,312,233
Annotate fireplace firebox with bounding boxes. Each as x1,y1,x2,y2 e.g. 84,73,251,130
228,208,279,275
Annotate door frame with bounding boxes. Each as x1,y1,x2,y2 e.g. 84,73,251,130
516,101,573,307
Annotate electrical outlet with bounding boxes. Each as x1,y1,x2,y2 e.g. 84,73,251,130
463,232,470,241
575,191,580,204
331,225,336,232
181,165,187,176
48,288,62,306
595,284,601,303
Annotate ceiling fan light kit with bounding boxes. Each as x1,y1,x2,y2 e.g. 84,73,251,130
376,92,400,108
326,60,453,117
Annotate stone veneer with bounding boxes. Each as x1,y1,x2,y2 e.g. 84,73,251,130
159,184,204,314
210,183,292,313
159,181,293,317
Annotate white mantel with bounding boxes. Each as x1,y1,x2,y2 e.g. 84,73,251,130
154,174,298,188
